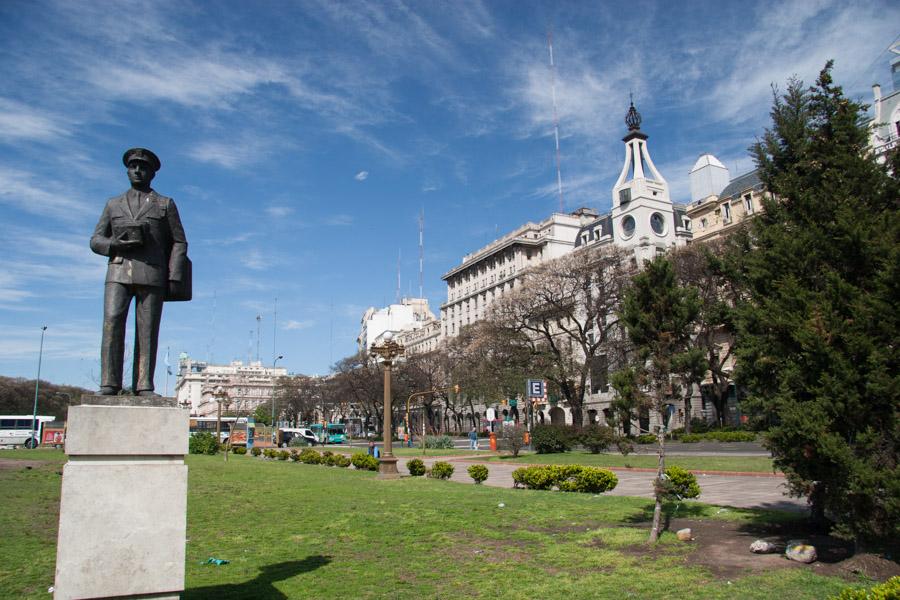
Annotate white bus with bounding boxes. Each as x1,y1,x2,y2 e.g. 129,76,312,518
189,416,252,445
0,415,55,448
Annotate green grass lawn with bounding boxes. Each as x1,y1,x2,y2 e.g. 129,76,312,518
485,451,777,473
0,449,851,599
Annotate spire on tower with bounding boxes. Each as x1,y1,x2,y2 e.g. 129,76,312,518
625,98,642,131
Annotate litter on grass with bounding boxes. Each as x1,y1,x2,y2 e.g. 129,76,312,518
203,557,229,565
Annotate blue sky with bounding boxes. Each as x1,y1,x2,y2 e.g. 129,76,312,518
1,0,898,391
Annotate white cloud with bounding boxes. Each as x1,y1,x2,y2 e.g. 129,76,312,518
0,98,71,143
0,167,93,219
282,319,314,331
324,214,353,226
0,321,99,360
239,249,267,271
354,171,369,181
265,205,294,218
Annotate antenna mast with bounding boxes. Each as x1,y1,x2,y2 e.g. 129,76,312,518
418,208,424,298
548,29,564,213
255,314,261,363
272,297,277,366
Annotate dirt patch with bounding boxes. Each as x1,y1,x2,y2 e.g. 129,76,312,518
445,531,541,565
615,518,899,583
0,458,46,471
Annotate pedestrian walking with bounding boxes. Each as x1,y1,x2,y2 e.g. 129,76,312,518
468,427,478,450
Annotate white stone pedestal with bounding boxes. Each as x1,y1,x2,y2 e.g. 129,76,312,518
54,396,189,600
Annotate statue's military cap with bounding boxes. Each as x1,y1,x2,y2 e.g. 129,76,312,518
122,148,161,171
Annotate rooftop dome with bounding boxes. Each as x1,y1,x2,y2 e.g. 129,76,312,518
690,153,726,173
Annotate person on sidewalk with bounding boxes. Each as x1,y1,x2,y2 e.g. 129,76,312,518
468,427,478,450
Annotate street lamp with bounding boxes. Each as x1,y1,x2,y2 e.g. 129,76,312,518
272,355,284,429
369,332,404,479
29,326,48,449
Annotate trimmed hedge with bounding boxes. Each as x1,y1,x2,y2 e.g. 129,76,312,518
635,433,658,444
531,424,574,454
428,461,454,480
577,424,615,453
678,431,756,443
251,446,262,457
467,464,488,484
512,465,618,494
406,458,426,476
351,453,379,471
298,449,322,464
830,576,900,599
231,446,247,455
189,432,219,455
657,466,700,500
425,435,454,449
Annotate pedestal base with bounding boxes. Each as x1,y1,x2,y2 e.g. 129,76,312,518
377,455,400,479
54,397,188,600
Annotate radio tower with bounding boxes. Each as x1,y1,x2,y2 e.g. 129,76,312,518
548,29,564,213
418,208,424,298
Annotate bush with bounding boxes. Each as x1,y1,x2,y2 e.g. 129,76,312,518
406,458,426,476
830,576,900,599
351,453,379,471
231,445,247,455
277,450,290,461
428,461,454,480
679,434,702,443
467,464,488,484
615,437,635,456
331,454,351,468
189,432,219,455
289,449,300,462
288,436,310,447
531,424,574,454
322,450,334,458
498,424,526,457
559,467,618,494
657,466,700,500
635,433,657,444
298,449,322,464
251,446,262,457
577,424,615,454
512,465,617,494
425,435,454,449
678,431,756,443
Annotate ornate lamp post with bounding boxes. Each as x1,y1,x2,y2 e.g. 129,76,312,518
369,332,404,479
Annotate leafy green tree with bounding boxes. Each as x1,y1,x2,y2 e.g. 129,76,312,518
728,63,899,540
618,257,700,543
252,404,272,426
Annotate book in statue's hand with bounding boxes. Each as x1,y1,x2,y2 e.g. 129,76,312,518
117,223,144,245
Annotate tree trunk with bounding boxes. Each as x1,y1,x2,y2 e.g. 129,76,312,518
649,419,666,544
683,384,693,434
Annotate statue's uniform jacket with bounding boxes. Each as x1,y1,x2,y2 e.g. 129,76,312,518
90,189,187,392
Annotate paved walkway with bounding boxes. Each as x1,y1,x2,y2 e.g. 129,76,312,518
392,454,807,513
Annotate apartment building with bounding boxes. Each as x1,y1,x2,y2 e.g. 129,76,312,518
175,356,287,417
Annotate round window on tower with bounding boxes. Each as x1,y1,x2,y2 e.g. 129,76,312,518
622,215,635,238
650,212,666,235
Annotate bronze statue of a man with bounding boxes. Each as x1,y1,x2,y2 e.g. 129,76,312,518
90,148,189,396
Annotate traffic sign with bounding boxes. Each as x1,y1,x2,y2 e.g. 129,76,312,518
527,379,544,398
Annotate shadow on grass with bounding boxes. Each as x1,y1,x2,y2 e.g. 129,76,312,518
624,501,806,533
184,555,331,599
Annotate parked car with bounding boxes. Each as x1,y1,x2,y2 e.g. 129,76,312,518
275,427,319,447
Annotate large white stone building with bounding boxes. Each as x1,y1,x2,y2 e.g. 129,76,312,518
357,297,435,352
870,41,900,165
440,207,599,338
175,356,287,417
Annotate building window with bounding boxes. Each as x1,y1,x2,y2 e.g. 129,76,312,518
743,193,753,214
621,215,635,238
700,217,707,229
722,202,732,223
619,188,631,205
650,212,665,235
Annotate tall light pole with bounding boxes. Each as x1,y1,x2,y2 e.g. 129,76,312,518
369,332,404,479
271,355,283,429
30,326,48,449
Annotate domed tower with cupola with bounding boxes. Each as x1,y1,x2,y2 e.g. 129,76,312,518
610,100,691,263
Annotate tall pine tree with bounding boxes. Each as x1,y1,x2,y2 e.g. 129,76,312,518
618,257,699,543
730,63,899,540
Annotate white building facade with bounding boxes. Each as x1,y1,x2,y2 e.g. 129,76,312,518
440,208,599,338
175,356,287,417
357,297,436,352
870,41,900,165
